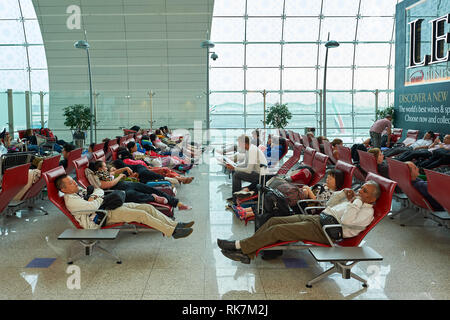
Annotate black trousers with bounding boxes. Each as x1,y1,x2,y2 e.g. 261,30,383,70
396,149,431,162
112,181,179,207
124,164,165,183
416,149,450,169
383,146,412,157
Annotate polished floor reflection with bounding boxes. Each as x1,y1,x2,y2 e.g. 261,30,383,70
0,154,449,300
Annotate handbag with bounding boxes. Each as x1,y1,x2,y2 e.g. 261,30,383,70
99,190,126,211
319,212,343,241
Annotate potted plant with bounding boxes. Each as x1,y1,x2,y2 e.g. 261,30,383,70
264,102,292,129
376,104,395,123
63,104,95,147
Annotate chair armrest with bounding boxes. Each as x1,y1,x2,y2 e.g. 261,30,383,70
304,206,325,215
297,199,327,214
321,224,342,247
71,209,108,215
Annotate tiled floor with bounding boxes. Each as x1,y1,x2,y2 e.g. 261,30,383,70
1,152,449,300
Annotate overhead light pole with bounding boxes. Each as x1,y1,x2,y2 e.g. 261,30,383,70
74,39,94,145
322,33,340,137
201,39,217,145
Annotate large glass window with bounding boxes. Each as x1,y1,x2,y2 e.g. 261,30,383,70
210,0,398,143
0,0,49,133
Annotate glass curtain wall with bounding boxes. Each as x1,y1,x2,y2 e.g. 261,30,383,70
0,0,49,133
210,0,399,144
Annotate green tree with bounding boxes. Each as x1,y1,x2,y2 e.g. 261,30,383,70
265,102,292,129
376,104,395,122
63,104,95,139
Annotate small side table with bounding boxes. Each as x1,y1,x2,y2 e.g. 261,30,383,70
307,246,383,288
58,228,121,264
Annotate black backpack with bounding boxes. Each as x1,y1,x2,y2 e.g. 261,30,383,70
255,186,293,260
255,185,292,230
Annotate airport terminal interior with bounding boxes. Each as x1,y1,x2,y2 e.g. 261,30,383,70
0,0,449,301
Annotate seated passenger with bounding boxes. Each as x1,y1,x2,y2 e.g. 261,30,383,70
367,148,389,178
55,174,194,238
405,162,444,211
384,131,435,157
112,155,193,185
90,160,192,210
59,143,76,169
264,135,286,168
82,143,95,161
330,138,343,161
22,129,45,155
396,134,450,165
218,180,381,264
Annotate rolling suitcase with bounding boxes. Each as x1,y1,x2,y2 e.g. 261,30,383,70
254,164,293,260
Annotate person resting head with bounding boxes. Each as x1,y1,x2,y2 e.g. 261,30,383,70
300,168,345,201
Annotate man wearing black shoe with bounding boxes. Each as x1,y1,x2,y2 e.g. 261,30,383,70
225,135,268,204
218,181,381,264
55,174,194,238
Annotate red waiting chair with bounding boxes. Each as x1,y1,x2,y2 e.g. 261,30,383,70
322,140,337,165
65,148,83,176
7,155,60,217
308,152,329,186
292,132,302,145
357,150,379,176
302,147,316,167
301,135,310,149
335,160,356,189
255,172,396,287
92,149,106,162
424,169,450,228
0,163,30,220
74,157,91,189
398,129,419,146
109,144,119,161
93,143,104,152
277,142,303,176
386,158,437,225
338,145,366,183
310,137,321,153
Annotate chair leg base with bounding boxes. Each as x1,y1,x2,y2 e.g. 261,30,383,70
67,240,121,264
306,262,368,288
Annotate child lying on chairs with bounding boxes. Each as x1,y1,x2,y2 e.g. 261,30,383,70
55,174,194,238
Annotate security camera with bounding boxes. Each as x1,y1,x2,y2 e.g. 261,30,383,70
210,52,218,61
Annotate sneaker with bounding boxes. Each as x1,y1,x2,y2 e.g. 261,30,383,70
231,205,246,220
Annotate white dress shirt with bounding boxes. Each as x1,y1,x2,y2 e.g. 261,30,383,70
64,187,105,229
234,144,268,175
322,190,374,238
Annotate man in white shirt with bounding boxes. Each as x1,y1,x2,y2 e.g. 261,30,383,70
55,174,194,238
225,135,268,203
384,131,435,157
217,181,381,264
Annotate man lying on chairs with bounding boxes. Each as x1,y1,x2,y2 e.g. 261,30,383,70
217,180,381,264
54,174,194,239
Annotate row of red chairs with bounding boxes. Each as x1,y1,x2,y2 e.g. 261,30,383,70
337,146,449,227
0,155,61,220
